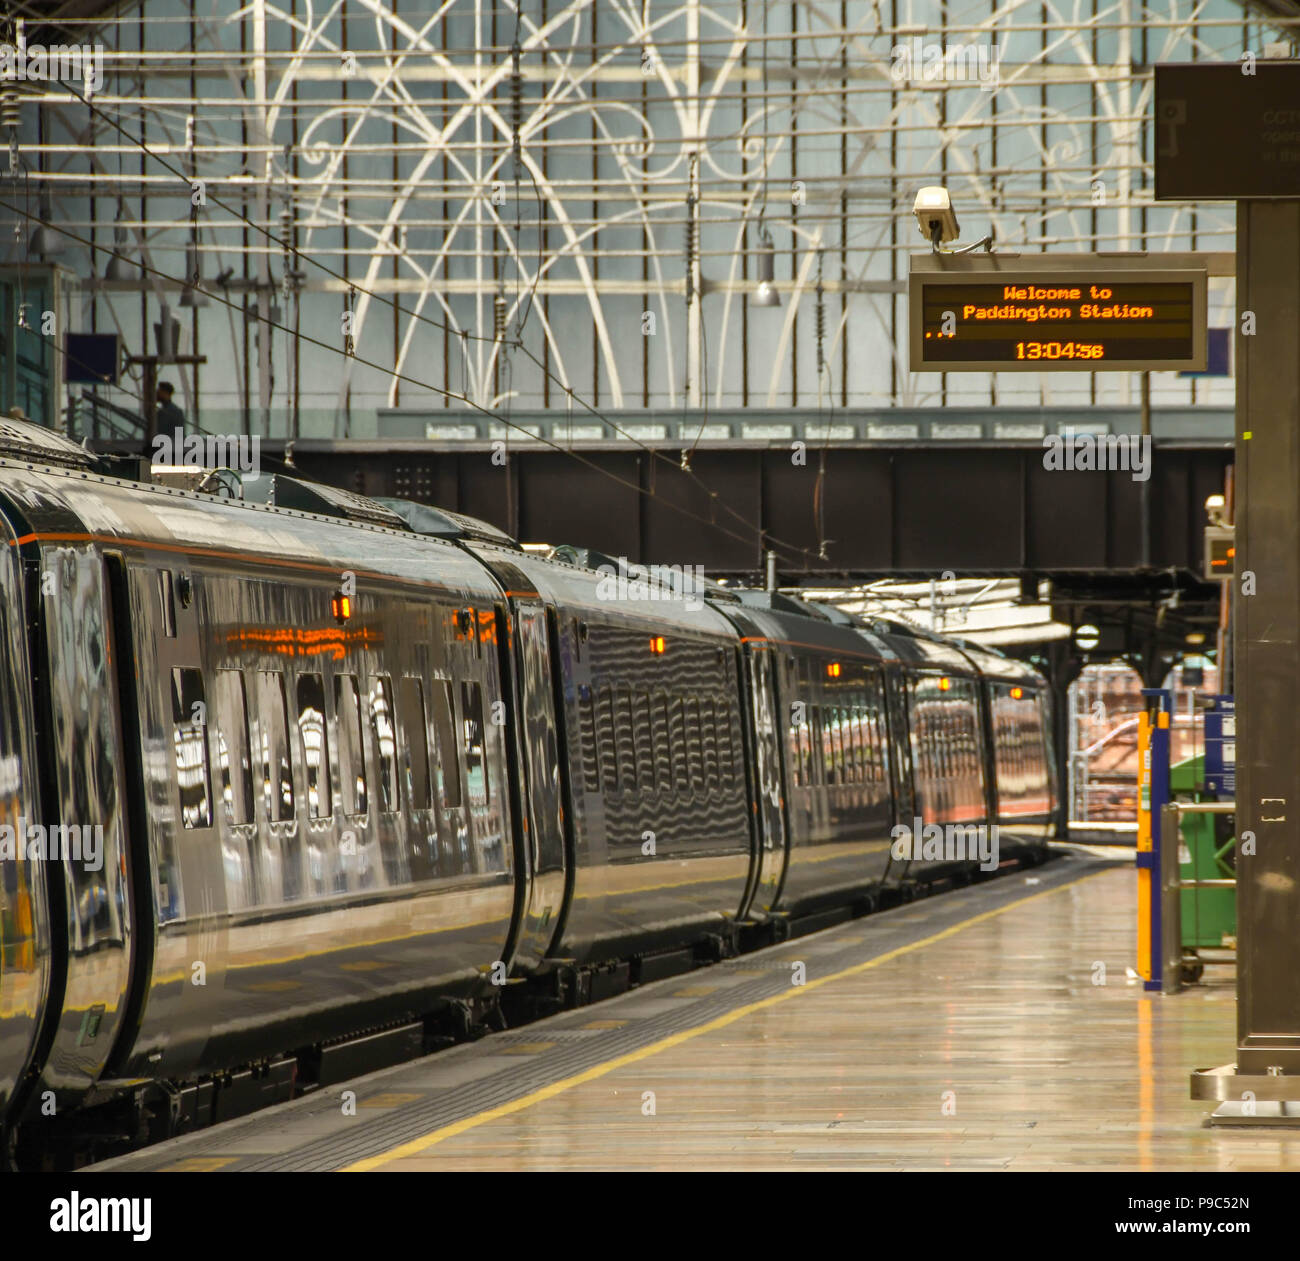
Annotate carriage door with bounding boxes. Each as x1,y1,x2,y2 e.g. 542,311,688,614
509,601,568,968
883,669,917,886
744,645,789,916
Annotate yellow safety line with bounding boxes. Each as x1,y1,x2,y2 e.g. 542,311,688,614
342,865,1113,1171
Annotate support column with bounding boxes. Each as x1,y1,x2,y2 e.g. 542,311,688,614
252,0,272,432
1043,640,1082,840
1235,199,1300,1074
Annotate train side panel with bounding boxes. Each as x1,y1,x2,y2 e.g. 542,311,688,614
475,547,753,966
12,473,520,1089
0,503,53,1131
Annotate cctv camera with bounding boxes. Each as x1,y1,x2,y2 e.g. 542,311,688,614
914,186,959,248
1205,493,1226,527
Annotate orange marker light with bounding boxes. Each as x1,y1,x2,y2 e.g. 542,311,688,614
1010,686,1023,699
650,636,666,654
331,593,352,624
826,662,841,678
938,676,951,691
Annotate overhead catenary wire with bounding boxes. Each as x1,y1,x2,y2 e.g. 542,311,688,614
0,193,819,567
15,57,818,565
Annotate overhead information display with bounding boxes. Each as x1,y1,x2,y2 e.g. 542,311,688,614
909,260,1207,373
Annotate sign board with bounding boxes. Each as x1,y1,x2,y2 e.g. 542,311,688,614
63,332,119,385
1155,63,1300,200
909,255,1207,372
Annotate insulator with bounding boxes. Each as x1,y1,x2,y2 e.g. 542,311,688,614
815,281,826,374
510,41,523,163
1,87,20,132
494,293,507,341
683,195,697,302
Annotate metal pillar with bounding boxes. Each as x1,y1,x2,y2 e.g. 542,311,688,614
1136,688,1172,991
1044,640,1080,840
1233,199,1300,1076
1191,198,1300,1121
252,0,273,432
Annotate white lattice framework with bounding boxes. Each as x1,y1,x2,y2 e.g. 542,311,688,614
3,0,1292,432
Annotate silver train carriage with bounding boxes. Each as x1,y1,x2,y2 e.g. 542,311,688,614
0,423,1056,1166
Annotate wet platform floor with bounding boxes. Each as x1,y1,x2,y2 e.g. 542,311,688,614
96,851,1281,1172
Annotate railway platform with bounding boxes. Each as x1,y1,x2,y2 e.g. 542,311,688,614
90,849,1262,1173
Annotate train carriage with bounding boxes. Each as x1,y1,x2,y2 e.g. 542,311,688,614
0,423,1057,1168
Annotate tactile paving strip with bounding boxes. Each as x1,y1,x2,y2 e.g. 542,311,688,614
92,851,1106,1173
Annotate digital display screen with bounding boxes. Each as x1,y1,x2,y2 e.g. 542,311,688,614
909,268,1207,372
1205,528,1236,582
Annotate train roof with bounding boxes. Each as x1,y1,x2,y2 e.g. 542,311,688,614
0,444,1047,688
465,540,744,639
0,461,500,602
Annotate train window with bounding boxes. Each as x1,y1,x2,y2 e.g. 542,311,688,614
256,670,295,822
634,691,654,790
461,681,489,804
334,673,368,816
654,692,671,789
578,687,599,792
397,676,432,811
993,685,1049,818
821,705,837,785
158,570,176,638
788,695,805,788
686,698,703,789
370,675,400,812
595,685,616,793
296,672,331,818
171,667,212,829
213,669,254,826
716,699,732,784
431,679,461,809
866,701,882,785
702,698,718,791
669,693,687,789
862,696,876,783
616,688,636,791
844,703,859,784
